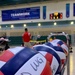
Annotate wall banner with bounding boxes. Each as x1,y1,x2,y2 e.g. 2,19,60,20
43,6,46,19
66,3,70,18
73,3,75,16
2,6,40,21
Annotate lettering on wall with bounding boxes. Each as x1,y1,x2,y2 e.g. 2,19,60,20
2,6,40,21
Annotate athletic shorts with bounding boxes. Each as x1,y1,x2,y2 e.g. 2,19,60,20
24,42,32,48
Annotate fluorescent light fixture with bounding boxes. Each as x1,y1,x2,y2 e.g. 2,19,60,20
0,26,1,29
11,25,14,28
54,22,57,25
71,21,74,25
38,23,41,26
23,24,26,27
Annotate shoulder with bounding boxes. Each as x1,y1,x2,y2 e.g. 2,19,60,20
28,32,31,35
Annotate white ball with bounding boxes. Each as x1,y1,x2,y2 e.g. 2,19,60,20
33,45,61,75
0,47,52,75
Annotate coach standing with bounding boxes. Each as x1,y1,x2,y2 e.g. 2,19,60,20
22,28,32,48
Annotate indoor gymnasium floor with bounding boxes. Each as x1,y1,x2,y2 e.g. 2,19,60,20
64,47,75,75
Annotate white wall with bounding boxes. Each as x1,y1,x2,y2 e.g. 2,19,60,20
0,1,75,24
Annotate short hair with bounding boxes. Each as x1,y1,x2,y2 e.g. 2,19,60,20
25,28,28,31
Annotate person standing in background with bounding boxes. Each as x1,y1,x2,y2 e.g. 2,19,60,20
22,28,32,48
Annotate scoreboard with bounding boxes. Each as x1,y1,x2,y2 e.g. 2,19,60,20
50,12,63,20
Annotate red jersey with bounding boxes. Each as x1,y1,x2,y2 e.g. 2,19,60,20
22,32,31,42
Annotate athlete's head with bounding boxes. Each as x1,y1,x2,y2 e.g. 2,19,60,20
25,28,28,32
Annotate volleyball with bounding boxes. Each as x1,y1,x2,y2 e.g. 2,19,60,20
44,42,66,70
0,47,52,75
45,43,66,64
50,39,68,56
33,45,61,75
50,46,66,70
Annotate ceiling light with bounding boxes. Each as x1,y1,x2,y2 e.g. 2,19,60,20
11,25,14,28
38,23,41,26
54,22,57,25
0,26,1,29
71,21,74,25
23,24,26,27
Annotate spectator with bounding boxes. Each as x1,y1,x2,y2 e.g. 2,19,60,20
22,28,32,48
